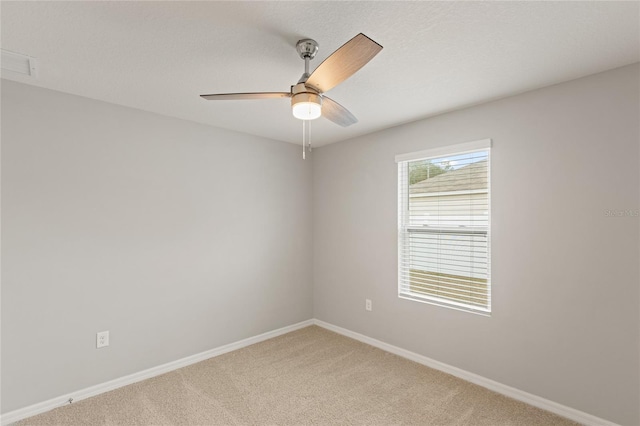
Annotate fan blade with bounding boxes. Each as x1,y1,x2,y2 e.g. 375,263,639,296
200,92,290,100
322,96,358,127
305,33,382,94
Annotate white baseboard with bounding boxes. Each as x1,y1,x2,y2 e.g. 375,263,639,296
0,319,314,426
313,319,618,426
1,318,619,426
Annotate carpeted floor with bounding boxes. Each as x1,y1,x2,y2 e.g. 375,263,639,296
18,326,578,425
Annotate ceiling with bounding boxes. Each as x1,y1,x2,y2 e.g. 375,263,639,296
2,1,639,147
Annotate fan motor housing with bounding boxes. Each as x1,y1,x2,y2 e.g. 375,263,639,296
291,91,322,107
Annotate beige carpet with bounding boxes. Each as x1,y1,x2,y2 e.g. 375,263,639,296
18,326,578,425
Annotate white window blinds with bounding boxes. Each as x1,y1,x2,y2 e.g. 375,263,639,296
397,140,491,314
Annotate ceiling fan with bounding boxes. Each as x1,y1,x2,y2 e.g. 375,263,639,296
200,33,383,127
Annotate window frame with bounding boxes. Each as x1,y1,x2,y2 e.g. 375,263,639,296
396,139,492,315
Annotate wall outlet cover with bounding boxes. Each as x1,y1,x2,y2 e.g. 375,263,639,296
96,331,109,348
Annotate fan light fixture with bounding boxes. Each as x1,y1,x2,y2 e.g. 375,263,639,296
291,92,322,120
200,33,383,158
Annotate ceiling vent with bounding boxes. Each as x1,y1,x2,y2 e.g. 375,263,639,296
1,49,38,77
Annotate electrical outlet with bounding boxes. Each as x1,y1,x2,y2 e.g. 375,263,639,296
96,331,109,348
365,299,372,311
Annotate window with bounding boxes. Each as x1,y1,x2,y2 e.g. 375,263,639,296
397,139,491,314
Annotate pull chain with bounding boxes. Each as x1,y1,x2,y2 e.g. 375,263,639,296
302,120,306,160
307,119,311,153
301,120,312,160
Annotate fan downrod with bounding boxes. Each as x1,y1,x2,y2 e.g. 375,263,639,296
296,39,319,60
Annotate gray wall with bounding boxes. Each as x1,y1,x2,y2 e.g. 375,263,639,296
1,80,313,413
313,64,639,425
3,64,639,424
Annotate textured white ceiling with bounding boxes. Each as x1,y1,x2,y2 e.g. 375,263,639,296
2,1,639,147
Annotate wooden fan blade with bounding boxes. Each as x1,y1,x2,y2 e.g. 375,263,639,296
305,33,382,94
200,92,290,100
322,96,358,127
